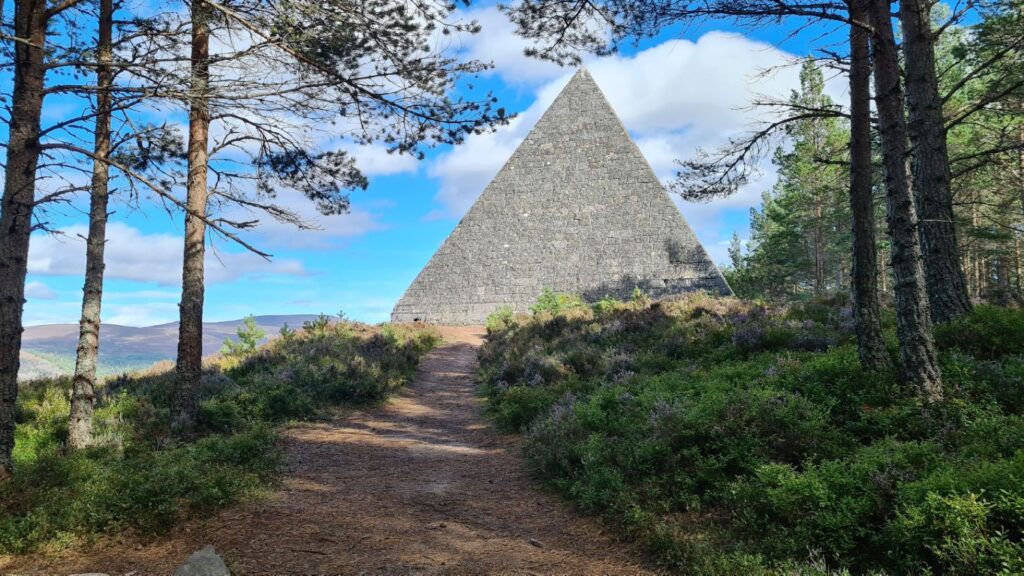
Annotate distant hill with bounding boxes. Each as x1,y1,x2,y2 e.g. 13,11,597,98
18,314,325,381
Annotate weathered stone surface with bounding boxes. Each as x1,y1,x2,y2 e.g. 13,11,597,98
392,68,731,325
173,545,229,576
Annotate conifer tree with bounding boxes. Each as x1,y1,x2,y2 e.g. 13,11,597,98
867,0,942,400
220,315,265,358
0,0,87,476
900,0,972,323
945,0,1024,302
500,0,898,370
68,0,114,450
848,0,887,370
734,61,851,299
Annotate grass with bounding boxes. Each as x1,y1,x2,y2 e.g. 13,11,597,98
479,295,1024,575
1,318,441,555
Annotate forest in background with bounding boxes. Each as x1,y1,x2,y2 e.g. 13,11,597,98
723,11,1022,307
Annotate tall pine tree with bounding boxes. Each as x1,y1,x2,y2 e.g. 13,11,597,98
731,61,852,301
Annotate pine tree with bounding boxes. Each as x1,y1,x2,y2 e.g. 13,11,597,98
848,0,888,371
220,315,266,358
730,60,853,301
68,0,114,451
900,0,972,323
944,0,1024,304
868,0,943,401
0,0,87,476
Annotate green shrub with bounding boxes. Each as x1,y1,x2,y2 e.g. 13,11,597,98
491,385,563,431
727,439,942,568
480,296,1024,574
935,305,1024,359
485,305,516,333
592,295,624,316
942,352,1024,415
886,486,1024,574
531,288,586,316
0,427,279,553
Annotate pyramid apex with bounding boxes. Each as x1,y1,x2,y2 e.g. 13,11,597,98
569,66,593,81
554,66,609,107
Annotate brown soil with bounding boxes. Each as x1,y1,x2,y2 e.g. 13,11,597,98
3,327,658,575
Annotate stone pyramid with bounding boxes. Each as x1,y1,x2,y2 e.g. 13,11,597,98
392,69,731,324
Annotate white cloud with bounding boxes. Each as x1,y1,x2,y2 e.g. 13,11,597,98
449,7,566,85
350,145,419,177
28,222,307,286
103,302,180,326
222,186,386,250
104,289,181,300
22,300,82,326
25,281,57,300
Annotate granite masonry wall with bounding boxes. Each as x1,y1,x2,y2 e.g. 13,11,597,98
391,69,732,325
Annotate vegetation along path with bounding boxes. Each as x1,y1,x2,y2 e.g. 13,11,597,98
10,328,656,575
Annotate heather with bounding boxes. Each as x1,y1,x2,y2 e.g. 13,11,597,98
0,319,439,554
480,294,1024,574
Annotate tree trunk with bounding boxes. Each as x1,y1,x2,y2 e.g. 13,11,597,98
880,246,889,294
848,0,888,372
1015,236,1021,296
868,0,943,402
998,256,1012,291
814,203,825,295
69,0,114,450
970,198,980,298
1018,121,1024,295
0,0,48,476
899,0,972,323
173,0,212,431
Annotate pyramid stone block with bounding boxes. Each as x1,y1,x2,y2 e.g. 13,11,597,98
392,69,731,324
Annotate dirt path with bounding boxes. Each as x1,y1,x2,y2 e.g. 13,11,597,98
5,328,657,575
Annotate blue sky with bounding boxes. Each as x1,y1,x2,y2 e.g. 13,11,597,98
19,2,848,327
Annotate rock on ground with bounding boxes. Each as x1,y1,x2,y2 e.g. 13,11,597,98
173,546,229,576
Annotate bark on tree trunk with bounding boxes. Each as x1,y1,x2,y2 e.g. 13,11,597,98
173,0,212,431
0,0,48,476
1018,121,1024,294
868,0,943,402
69,0,114,450
1015,236,1021,295
899,0,973,323
814,204,825,295
849,0,888,372
881,246,889,293
970,198,980,297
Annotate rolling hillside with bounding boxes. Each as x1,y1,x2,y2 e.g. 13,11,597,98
18,315,325,380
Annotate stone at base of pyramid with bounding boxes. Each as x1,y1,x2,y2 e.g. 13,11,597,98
391,69,731,326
